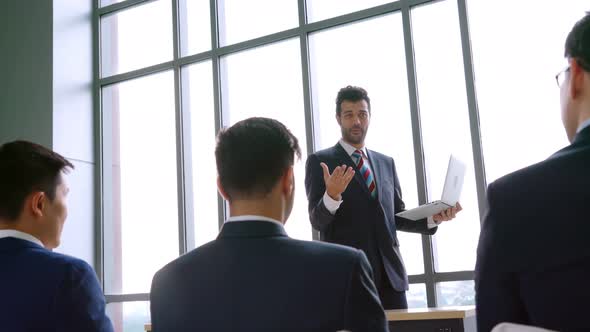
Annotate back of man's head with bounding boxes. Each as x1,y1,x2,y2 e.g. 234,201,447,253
0,140,73,223
565,12,590,70
215,117,301,201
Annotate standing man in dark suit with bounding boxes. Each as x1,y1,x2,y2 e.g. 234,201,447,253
475,12,590,332
305,86,461,309
150,117,388,332
0,140,113,332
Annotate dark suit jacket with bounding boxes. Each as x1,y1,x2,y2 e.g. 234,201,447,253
0,237,113,332
305,143,436,292
150,220,388,332
475,126,590,332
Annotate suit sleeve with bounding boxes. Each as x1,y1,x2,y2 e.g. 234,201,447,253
345,250,389,332
151,267,194,331
305,154,336,232
150,270,171,332
56,260,114,332
475,182,527,332
391,158,437,235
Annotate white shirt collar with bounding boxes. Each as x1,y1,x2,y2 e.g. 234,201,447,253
0,229,44,247
577,118,590,134
225,215,284,227
339,139,368,157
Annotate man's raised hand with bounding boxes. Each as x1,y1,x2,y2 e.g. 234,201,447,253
321,162,355,201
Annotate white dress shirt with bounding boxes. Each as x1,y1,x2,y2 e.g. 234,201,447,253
491,323,556,332
0,229,44,247
577,117,590,134
225,215,284,227
323,140,438,228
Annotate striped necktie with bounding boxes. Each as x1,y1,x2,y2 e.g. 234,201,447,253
352,149,377,198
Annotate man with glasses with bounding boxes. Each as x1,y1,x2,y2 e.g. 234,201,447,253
475,12,590,332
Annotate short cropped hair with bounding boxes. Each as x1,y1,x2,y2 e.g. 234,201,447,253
565,12,590,71
335,86,371,116
0,141,73,221
215,117,301,201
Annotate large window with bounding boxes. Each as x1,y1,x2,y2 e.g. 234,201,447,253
102,71,179,296
217,0,299,45
306,0,394,23
182,60,219,247
412,0,479,274
95,0,587,328
100,0,173,76
468,0,588,183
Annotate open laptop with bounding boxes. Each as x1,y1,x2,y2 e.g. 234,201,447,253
395,155,466,221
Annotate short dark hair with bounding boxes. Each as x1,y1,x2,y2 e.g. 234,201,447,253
0,140,73,221
335,85,371,116
215,117,301,201
565,12,590,71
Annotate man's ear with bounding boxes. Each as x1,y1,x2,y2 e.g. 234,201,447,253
570,59,585,99
282,166,294,195
217,176,230,201
29,191,46,218
336,114,341,126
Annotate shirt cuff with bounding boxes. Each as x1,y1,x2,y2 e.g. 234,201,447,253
427,216,441,229
322,191,343,215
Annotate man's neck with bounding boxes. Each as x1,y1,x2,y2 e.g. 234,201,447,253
228,200,285,224
340,138,365,150
0,220,27,232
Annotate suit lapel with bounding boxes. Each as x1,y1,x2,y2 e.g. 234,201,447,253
333,143,370,195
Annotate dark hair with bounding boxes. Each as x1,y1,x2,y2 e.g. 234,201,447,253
215,117,301,201
335,85,371,116
0,140,73,221
565,12,590,71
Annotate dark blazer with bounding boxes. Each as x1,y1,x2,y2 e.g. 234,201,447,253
0,237,113,332
305,143,436,292
475,126,590,332
150,220,388,332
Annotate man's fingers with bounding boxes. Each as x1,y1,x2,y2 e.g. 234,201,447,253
320,162,330,182
339,164,349,174
433,213,442,222
333,165,344,178
344,167,355,184
343,166,355,178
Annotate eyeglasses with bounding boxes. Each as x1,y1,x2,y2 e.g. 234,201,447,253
555,66,570,87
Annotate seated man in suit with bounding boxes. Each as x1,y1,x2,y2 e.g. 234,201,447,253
475,12,590,332
0,140,113,332
150,117,388,332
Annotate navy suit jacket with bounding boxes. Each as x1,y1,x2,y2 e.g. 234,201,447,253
305,144,436,292
475,126,590,331
0,237,113,332
150,220,388,332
